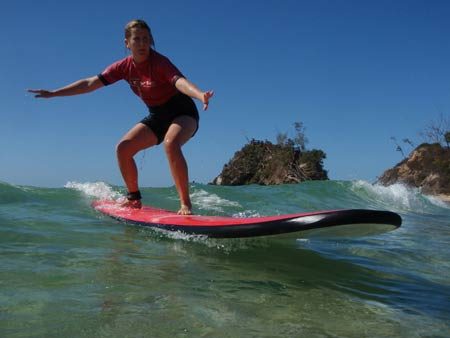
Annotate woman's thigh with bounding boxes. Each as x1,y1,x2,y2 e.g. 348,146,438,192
117,123,158,155
164,115,198,147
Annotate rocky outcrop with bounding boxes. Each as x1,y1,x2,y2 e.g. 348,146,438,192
211,139,328,186
378,143,450,196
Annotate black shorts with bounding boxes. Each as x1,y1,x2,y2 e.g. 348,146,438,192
140,93,200,144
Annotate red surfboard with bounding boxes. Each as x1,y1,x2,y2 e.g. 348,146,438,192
92,200,402,238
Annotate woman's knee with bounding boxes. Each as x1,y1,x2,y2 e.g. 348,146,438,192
163,138,181,158
116,139,137,159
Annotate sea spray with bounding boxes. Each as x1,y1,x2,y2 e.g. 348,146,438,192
64,181,123,201
190,188,241,213
350,180,449,213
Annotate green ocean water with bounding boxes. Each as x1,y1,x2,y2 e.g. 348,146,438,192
1,180,449,337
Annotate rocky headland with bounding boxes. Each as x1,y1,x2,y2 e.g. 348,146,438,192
378,143,450,201
211,139,328,185
210,137,449,204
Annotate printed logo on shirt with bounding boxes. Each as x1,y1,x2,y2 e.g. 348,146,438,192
130,78,156,88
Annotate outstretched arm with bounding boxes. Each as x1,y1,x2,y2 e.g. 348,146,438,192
28,75,104,98
175,77,214,110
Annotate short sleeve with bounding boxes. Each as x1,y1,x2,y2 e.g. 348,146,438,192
98,58,128,86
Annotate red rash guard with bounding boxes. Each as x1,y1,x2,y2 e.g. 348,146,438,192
98,50,184,107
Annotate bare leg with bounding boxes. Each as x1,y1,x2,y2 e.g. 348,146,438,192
163,116,198,215
116,123,158,196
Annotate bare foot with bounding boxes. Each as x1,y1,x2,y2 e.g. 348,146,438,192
119,199,142,209
177,204,192,215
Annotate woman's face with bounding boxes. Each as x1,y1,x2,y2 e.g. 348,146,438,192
125,28,151,62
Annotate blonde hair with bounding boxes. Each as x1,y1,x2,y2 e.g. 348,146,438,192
125,19,155,49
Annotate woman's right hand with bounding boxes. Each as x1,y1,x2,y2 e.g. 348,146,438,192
27,89,55,98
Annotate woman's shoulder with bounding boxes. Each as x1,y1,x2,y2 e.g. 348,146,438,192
150,50,172,63
103,56,133,74
110,55,134,67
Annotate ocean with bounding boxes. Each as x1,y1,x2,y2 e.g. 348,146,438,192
0,180,449,337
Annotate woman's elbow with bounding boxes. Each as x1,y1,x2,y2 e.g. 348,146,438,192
86,76,103,92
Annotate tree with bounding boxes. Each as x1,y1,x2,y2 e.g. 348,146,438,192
390,137,406,158
275,121,309,151
402,138,415,148
276,132,288,146
445,131,450,148
419,113,450,146
293,122,308,151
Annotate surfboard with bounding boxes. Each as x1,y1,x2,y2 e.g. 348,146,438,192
92,200,402,238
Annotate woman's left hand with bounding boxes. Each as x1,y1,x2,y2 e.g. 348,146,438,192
202,90,214,110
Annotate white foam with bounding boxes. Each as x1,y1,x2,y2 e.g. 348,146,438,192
64,181,123,201
191,189,241,212
143,226,240,250
424,195,450,209
357,181,418,207
232,210,261,218
351,180,449,212
151,227,209,242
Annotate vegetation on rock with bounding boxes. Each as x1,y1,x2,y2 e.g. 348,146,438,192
419,113,450,148
381,114,450,196
211,123,328,186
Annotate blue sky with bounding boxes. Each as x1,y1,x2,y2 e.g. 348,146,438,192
1,0,449,187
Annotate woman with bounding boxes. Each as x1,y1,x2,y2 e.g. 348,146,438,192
29,19,214,215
